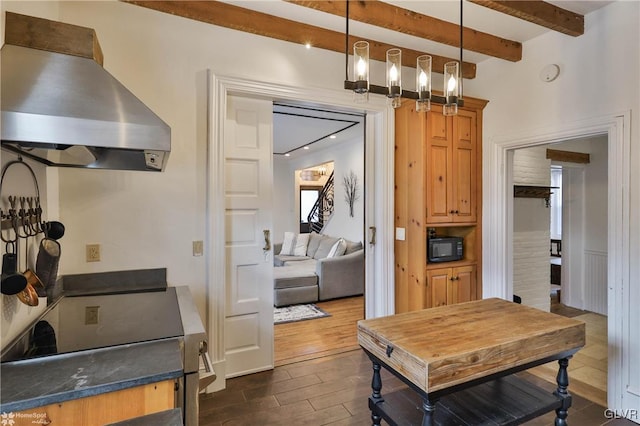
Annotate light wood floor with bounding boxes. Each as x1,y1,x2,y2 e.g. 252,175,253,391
274,296,364,366
529,298,608,407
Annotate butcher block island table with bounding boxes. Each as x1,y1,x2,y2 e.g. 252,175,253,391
357,298,586,426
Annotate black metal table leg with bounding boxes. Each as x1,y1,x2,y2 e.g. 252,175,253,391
370,361,384,426
421,397,437,426
554,357,572,426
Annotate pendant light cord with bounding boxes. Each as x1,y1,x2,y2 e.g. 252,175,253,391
345,0,350,81
460,0,463,98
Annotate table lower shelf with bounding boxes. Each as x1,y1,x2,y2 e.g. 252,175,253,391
370,374,567,426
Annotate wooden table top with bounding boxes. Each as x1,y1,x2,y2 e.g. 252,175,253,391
357,298,585,394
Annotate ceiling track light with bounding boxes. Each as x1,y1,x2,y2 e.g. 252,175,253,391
343,0,464,114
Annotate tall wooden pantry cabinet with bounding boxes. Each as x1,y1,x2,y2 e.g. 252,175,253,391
394,97,487,313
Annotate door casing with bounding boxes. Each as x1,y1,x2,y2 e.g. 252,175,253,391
488,111,631,412
206,72,395,391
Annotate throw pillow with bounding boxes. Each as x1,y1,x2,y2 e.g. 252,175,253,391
306,232,323,258
293,233,310,256
344,240,363,255
279,232,296,255
327,238,347,258
279,232,310,256
313,236,340,259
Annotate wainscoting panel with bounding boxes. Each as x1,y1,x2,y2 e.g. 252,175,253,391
584,250,607,315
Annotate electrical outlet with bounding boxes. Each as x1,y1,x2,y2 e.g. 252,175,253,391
86,244,101,262
85,306,99,325
193,240,203,257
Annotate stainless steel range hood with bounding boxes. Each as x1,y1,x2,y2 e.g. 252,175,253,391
1,13,170,172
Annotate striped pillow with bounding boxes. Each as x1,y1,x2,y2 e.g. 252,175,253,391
279,232,310,256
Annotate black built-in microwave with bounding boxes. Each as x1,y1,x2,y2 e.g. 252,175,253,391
427,236,464,262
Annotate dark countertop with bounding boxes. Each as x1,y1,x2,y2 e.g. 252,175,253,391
0,337,183,413
106,408,183,426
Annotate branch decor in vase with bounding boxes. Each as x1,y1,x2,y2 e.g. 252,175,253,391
343,171,360,217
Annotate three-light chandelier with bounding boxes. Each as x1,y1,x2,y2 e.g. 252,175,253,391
344,0,464,115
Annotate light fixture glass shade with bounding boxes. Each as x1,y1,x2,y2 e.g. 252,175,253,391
416,55,432,112
300,169,322,181
443,61,459,116
386,48,402,108
353,41,369,95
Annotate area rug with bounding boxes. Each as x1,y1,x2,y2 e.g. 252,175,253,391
274,304,330,324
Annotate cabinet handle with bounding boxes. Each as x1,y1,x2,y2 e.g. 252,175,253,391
449,210,455,214
450,276,459,281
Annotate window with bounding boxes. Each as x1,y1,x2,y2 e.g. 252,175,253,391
300,186,320,233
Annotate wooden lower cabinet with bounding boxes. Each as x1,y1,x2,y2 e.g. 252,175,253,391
427,265,476,307
13,380,176,426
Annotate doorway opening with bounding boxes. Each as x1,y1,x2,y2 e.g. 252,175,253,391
272,103,366,366
209,74,396,392
508,134,609,407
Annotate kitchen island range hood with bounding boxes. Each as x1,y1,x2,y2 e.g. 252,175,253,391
1,12,170,172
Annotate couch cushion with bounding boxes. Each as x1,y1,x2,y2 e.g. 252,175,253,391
327,238,347,258
313,236,340,259
279,232,310,256
306,232,323,258
274,255,312,267
283,259,316,268
293,233,310,256
344,240,363,255
273,266,318,289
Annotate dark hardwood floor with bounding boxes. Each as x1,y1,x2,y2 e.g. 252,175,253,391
200,296,634,425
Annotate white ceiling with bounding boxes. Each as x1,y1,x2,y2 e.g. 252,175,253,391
273,104,364,158
263,0,613,157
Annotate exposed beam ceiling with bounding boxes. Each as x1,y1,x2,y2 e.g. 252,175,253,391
125,0,478,78
125,0,590,81
469,0,584,37
287,0,521,62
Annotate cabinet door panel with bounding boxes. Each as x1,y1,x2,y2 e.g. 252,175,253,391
427,268,450,308
426,144,451,222
452,265,476,304
429,109,449,141
455,146,474,219
453,111,477,223
426,108,453,223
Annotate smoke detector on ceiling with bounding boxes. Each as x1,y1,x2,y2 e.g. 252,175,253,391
540,64,561,82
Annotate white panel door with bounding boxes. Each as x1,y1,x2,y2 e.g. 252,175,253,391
224,95,273,377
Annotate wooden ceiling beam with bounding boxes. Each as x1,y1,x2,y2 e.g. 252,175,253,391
546,149,590,163
468,0,584,37
124,1,477,78
287,0,522,62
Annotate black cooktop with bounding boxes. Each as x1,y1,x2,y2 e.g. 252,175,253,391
1,288,184,363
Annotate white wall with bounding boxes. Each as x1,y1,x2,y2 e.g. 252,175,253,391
582,138,608,253
285,136,365,244
477,1,638,297
272,156,295,243
512,147,551,311
1,0,363,322
552,136,608,314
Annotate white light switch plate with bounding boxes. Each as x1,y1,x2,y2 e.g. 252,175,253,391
193,240,204,257
395,227,406,241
